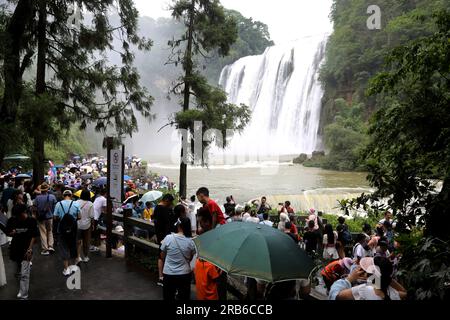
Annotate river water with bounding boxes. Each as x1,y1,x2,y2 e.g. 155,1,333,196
148,162,372,214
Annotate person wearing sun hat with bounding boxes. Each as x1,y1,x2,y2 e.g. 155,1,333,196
328,256,407,300
33,182,57,255
321,257,354,291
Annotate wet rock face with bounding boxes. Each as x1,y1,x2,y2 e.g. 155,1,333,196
293,154,308,164
312,151,326,158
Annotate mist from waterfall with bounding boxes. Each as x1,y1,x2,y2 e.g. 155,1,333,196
215,34,329,160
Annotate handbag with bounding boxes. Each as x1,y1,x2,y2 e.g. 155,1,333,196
173,234,194,273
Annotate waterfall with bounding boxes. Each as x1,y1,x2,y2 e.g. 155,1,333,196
217,34,329,159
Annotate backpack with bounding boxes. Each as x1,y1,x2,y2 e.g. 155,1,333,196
342,228,352,244
58,201,77,234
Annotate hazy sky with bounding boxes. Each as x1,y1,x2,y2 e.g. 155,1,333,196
133,0,334,44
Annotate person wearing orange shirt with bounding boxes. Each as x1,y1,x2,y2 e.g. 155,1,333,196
195,207,222,300
195,259,221,300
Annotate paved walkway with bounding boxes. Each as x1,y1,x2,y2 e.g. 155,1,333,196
0,245,163,300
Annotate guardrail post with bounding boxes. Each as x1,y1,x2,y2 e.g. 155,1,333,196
123,208,133,260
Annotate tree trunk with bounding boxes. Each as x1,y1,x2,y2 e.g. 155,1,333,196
426,176,450,240
0,0,34,166
0,0,34,120
32,0,47,187
179,1,195,199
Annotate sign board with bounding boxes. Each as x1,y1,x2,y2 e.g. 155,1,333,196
109,148,124,203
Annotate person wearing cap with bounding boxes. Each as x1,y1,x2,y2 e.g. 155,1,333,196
329,256,407,300
321,258,354,292
33,183,57,255
53,190,81,276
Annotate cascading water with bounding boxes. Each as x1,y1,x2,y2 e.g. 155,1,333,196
217,34,329,158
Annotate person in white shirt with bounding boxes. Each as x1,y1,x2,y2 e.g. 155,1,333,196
323,224,339,260
329,256,407,300
259,213,273,227
246,210,260,224
186,195,198,234
76,190,94,263
278,212,289,232
233,206,244,222
352,233,373,264
91,189,107,252
160,217,196,300
242,205,251,222
307,208,320,231
378,211,396,228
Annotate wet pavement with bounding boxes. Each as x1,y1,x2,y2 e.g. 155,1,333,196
0,244,163,300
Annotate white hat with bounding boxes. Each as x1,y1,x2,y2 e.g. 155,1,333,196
360,257,381,277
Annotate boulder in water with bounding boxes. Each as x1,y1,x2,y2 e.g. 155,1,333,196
293,154,308,164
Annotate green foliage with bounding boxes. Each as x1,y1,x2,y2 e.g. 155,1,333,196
337,11,450,300
0,0,155,180
45,127,91,164
317,0,449,172
322,214,379,233
201,9,274,82
363,10,450,237
306,98,368,171
397,237,450,300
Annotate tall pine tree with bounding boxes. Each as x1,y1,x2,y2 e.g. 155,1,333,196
0,0,154,186
168,0,250,198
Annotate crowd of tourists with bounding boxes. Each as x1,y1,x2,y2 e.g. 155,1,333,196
1,157,408,300
149,191,407,301
0,154,176,299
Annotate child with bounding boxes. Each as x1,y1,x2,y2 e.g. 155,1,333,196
143,201,153,221
6,204,39,299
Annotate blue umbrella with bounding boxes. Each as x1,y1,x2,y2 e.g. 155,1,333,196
124,175,132,181
93,177,107,187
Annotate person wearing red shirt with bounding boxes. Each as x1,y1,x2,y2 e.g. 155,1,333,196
278,201,295,215
289,215,299,240
196,187,226,228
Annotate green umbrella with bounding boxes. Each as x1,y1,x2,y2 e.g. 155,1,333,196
193,222,316,283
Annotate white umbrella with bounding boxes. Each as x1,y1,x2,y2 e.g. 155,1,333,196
141,190,163,204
